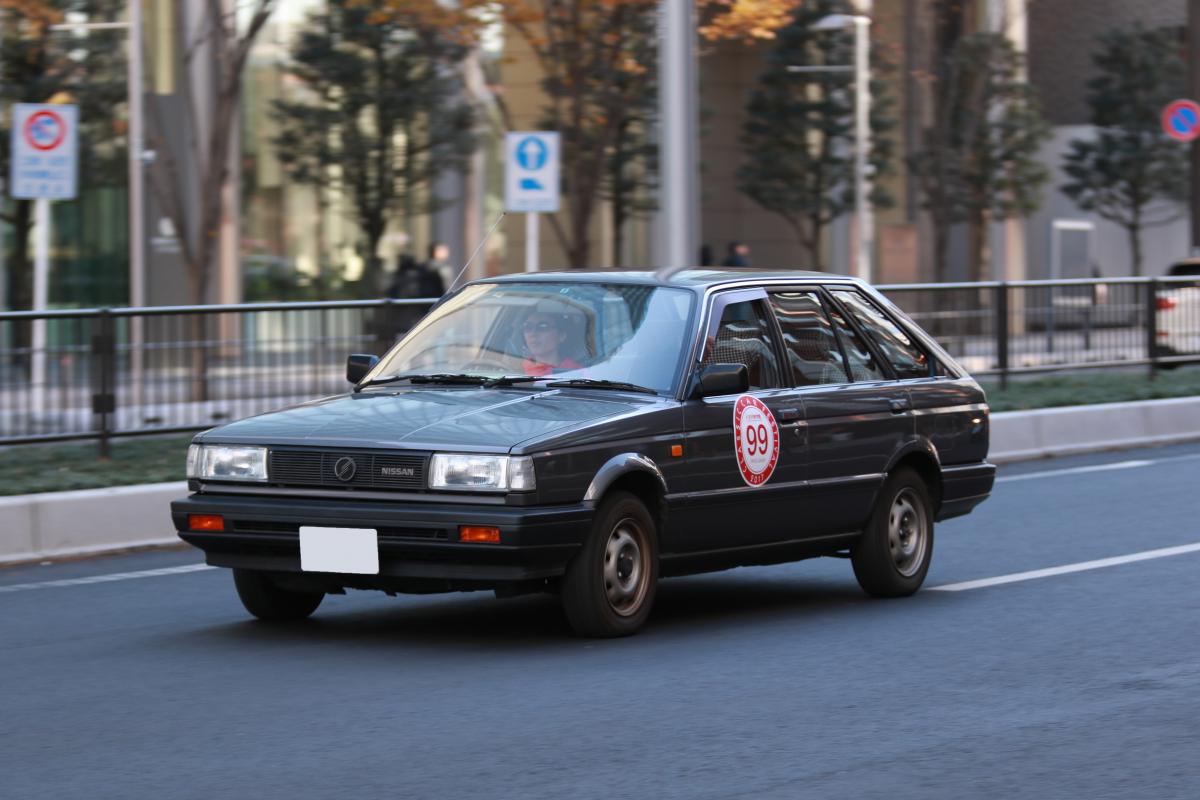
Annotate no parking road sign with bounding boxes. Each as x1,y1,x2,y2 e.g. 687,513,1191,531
1162,99,1200,143
10,103,79,200
505,131,560,213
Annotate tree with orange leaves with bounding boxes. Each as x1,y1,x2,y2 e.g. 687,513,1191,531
374,0,803,269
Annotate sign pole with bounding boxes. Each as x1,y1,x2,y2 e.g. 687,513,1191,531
525,213,539,272
128,0,146,408
1191,0,1200,255
32,198,51,412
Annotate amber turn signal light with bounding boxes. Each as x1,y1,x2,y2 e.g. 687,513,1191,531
671,444,684,457
459,526,501,543
188,514,225,532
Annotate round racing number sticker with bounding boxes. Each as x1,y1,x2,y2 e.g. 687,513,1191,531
733,395,779,487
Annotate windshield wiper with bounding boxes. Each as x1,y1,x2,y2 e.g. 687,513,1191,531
544,378,658,395
357,372,488,390
484,375,545,388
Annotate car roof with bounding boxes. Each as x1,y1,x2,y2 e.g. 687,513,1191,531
475,268,862,292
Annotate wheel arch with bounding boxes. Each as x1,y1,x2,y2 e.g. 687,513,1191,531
583,453,668,531
887,443,943,514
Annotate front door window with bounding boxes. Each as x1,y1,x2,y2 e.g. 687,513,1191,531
700,299,783,390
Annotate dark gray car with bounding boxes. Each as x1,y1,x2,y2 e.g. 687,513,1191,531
172,270,994,637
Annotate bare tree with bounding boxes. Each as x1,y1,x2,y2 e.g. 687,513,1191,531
146,0,276,307
144,0,276,399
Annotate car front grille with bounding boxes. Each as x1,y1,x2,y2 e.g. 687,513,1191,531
268,449,428,491
232,520,447,540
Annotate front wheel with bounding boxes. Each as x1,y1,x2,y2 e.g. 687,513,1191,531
561,492,658,638
851,468,934,597
233,569,324,621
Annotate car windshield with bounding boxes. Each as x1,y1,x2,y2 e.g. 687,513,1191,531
366,281,696,395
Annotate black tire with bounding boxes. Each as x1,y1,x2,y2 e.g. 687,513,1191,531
561,491,659,638
232,569,324,621
851,467,934,597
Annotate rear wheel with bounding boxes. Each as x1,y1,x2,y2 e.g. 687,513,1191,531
851,468,934,597
561,491,658,638
233,569,324,621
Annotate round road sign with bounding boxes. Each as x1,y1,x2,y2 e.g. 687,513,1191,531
733,394,779,487
1162,99,1200,142
23,109,68,152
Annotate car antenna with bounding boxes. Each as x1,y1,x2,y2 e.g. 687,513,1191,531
446,212,507,292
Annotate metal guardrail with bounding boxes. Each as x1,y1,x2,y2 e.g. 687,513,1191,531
0,278,1197,449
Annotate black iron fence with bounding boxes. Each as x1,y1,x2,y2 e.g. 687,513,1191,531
1,278,1197,448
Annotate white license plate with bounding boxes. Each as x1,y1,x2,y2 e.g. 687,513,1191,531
299,527,379,574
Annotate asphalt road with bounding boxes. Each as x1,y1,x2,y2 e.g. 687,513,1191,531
4,442,1200,799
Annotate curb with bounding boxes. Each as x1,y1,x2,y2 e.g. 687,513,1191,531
2,396,1199,565
989,396,1200,463
0,481,186,566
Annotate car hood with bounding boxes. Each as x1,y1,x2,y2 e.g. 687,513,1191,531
199,387,650,451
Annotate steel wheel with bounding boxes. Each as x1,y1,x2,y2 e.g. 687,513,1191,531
562,491,659,637
603,519,651,617
851,467,935,597
888,489,929,578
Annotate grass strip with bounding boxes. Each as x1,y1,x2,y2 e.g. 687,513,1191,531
981,366,1200,412
0,435,192,496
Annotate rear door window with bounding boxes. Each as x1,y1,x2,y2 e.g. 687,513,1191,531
767,291,849,386
831,289,930,380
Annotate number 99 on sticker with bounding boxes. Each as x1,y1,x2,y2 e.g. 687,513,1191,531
733,395,780,487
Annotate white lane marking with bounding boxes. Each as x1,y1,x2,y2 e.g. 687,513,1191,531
0,563,214,594
929,542,1200,592
997,460,1152,483
997,451,1200,484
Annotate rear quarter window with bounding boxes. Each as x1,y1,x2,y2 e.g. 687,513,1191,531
832,289,930,380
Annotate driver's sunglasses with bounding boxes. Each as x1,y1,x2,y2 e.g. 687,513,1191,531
523,321,557,333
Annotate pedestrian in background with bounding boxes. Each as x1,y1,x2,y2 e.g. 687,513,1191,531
699,244,714,267
722,241,751,267
426,242,455,293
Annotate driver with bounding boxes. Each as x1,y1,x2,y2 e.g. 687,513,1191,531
521,310,582,376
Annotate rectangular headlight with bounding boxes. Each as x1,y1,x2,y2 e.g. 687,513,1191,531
190,445,268,481
429,454,535,492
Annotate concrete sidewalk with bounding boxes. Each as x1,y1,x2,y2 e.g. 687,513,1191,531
3,395,1199,565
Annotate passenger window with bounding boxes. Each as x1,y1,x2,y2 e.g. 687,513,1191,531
768,291,850,386
825,303,887,382
700,299,783,390
832,290,930,379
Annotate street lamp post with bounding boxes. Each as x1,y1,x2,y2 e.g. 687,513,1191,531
795,8,873,283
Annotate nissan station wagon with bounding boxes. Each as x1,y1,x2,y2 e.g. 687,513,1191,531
171,269,995,637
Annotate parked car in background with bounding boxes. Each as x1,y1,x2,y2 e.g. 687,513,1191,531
1157,260,1200,362
171,270,995,637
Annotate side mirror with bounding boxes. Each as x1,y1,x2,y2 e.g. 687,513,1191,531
346,353,380,384
693,363,749,398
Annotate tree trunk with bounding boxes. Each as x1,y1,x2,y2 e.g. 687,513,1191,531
1128,220,1143,278
932,213,950,286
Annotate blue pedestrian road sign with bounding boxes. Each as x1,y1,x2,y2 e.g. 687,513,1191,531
506,132,560,213
10,103,79,200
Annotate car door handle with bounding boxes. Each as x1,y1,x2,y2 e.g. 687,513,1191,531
779,407,802,422
889,398,911,414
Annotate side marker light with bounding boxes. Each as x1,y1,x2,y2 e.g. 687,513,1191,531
671,444,684,457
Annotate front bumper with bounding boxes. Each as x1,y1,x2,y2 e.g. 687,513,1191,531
171,492,593,589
